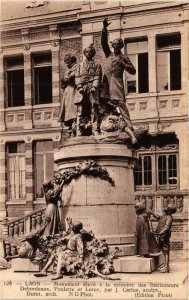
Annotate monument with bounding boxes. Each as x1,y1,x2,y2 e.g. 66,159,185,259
54,19,140,265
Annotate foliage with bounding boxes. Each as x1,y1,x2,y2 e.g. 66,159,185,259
32,229,120,279
54,159,115,186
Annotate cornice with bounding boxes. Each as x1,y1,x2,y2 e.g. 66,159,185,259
0,127,62,144
122,1,188,14
77,6,123,22
132,115,189,125
121,21,185,35
0,10,80,32
1,2,188,33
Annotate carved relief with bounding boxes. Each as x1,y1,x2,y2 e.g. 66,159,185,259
139,101,147,111
17,114,24,122
157,121,172,133
159,100,168,109
127,102,136,111
34,113,42,120
26,136,32,142
176,194,183,212
51,40,59,47
44,112,52,120
156,144,178,151
54,135,60,140
23,44,30,51
7,115,14,123
172,99,180,108
135,124,149,131
26,1,48,9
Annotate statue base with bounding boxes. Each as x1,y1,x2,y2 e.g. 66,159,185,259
54,142,136,255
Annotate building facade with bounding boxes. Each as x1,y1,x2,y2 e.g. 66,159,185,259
0,1,188,258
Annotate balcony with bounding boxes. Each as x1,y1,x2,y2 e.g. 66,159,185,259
4,103,60,131
127,91,186,123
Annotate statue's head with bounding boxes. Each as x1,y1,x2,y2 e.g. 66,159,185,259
163,204,177,214
112,38,124,52
64,54,77,68
43,180,53,191
83,45,96,60
135,202,146,214
72,221,83,233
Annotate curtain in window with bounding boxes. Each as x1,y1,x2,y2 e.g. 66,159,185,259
9,155,26,200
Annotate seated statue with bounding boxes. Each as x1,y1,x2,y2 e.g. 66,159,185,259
34,221,84,279
34,218,119,280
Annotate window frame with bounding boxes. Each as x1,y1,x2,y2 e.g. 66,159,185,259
32,52,52,105
156,152,179,190
34,140,54,199
156,34,181,92
125,39,149,94
134,150,179,192
134,155,152,189
5,56,25,108
7,143,26,201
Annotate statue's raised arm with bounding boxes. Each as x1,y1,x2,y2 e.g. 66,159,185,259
100,18,137,144
101,18,111,58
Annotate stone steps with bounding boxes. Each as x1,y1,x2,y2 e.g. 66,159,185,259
113,254,164,273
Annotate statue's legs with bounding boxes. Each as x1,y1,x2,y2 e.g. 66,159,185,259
34,254,55,277
116,101,137,144
51,252,66,280
91,104,100,135
76,104,83,136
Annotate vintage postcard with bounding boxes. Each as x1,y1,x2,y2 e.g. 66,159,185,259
0,0,188,299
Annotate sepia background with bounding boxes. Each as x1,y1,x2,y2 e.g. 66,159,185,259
0,0,188,271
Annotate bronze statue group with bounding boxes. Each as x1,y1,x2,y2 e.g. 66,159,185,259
58,18,137,143
6,19,177,279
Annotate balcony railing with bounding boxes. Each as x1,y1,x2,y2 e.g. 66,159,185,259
135,192,184,213
0,208,46,258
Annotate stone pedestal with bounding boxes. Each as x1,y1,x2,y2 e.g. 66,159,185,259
54,143,136,255
113,253,164,273
11,258,40,272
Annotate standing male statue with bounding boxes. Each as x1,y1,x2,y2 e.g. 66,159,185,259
58,54,78,137
101,18,137,144
75,45,102,136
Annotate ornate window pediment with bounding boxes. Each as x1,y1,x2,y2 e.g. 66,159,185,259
25,1,48,9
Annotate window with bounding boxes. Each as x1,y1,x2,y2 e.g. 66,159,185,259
157,33,181,92
134,156,152,187
7,142,26,200
125,39,149,93
34,140,54,198
32,52,52,105
134,134,179,191
157,154,177,188
5,56,24,107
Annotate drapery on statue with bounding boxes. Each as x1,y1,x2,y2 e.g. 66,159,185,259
101,18,137,144
42,179,64,236
74,45,102,136
135,202,159,257
58,54,78,136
